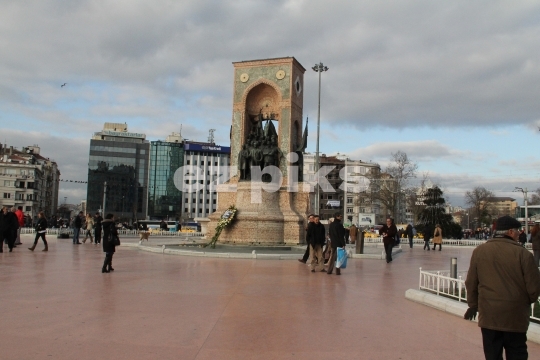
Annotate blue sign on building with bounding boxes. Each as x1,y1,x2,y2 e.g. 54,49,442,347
184,143,230,154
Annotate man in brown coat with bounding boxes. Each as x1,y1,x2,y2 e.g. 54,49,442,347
465,215,540,360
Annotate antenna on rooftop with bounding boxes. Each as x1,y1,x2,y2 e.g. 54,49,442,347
208,129,216,144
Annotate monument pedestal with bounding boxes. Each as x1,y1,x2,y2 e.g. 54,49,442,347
206,180,312,245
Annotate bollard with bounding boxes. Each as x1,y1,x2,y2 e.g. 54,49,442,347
356,231,365,254
450,257,457,279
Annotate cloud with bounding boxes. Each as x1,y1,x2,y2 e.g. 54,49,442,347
349,140,466,162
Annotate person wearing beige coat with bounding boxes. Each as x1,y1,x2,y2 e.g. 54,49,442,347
432,224,442,251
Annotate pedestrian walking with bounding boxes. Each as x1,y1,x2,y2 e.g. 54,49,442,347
73,211,83,244
423,224,432,251
518,229,527,247
379,218,397,263
432,224,442,251
298,214,314,264
531,224,540,267
0,206,6,253
327,213,346,274
101,214,119,273
406,223,414,249
83,213,94,243
3,207,18,252
14,206,24,245
94,212,103,245
307,215,326,272
465,215,540,360
29,211,48,251
349,224,358,244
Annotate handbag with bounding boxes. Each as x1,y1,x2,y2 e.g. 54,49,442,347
113,236,121,246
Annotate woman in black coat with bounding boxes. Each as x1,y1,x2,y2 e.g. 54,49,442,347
379,218,398,263
101,214,119,273
94,212,103,245
29,211,48,251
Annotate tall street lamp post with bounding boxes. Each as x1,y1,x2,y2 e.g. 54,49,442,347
312,62,329,215
514,187,529,235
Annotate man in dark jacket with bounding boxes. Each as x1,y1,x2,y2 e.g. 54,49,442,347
0,206,6,253
101,214,119,273
379,218,397,263
465,215,540,360
3,207,19,252
298,214,314,264
306,215,325,272
327,213,345,275
423,224,432,251
406,223,414,249
94,212,103,245
73,211,83,244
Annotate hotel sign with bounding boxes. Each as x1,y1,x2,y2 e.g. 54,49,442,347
102,130,145,139
184,143,231,154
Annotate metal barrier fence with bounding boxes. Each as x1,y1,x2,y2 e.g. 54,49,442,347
418,268,540,322
20,228,204,237
364,236,532,249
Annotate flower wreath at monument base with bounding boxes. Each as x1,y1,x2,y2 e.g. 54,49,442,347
206,205,237,248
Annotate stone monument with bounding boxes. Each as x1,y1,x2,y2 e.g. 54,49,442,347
206,57,313,245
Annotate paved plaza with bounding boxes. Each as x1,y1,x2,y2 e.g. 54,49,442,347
2,234,540,359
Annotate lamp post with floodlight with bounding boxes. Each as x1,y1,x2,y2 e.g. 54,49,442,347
312,62,329,216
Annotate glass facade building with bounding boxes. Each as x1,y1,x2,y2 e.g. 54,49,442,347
86,123,150,221
148,140,184,219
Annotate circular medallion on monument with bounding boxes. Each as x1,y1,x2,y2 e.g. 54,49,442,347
240,73,249,83
276,70,286,80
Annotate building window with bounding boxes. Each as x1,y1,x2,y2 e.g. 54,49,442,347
185,198,188,203
26,206,31,212
27,182,34,189
347,198,353,204
201,161,204,165
347,208,353,213
213,199,216,204
27,194,33,200
206,209,209,213
3,193,10,198
214,162,217,166
199,199,202,204
4,180,12,186
187,160,190,165
198,208,202,213
192,208,195,213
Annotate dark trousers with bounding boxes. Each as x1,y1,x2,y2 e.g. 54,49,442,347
72,228,80,243
423,240,431,250
481,328,527,360
5,230,16,250
302,244,310,262
383,240,394,262
408,236,413,248
433,243,442,250
34,232,48,246
95,229,102,244
102,253,114,271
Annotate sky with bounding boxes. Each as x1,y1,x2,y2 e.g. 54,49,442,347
1,0,540,208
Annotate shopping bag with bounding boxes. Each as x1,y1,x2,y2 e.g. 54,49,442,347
336,247,348,269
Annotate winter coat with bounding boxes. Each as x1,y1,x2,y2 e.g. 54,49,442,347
307,222,326,247
85,218,94,230
15,209,24,227
379,224,397,245
35,218,47,233
433,226,443,244
465,236,540,332
329,219,345,249
423,225,433,241
74,215,82,229
102,219,118,253
532,232,540,251
406,224,413,238
5,212,19,233
94,215,103,235
349,225,358,241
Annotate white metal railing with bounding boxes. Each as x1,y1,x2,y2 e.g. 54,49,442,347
363,236,532,249
419,268,467,302
20,228,203,237
418,268,540,321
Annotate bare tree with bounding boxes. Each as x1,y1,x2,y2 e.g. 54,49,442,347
529,188,540,205
465,187,494,225
374,151,418,222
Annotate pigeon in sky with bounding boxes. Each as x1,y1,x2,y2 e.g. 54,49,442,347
61,83,67,87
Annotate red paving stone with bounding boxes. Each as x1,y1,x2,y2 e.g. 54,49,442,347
2,234,540,359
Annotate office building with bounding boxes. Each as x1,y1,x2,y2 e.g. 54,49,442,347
181,141,230,220
148,133,184,219
86,123,150,221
